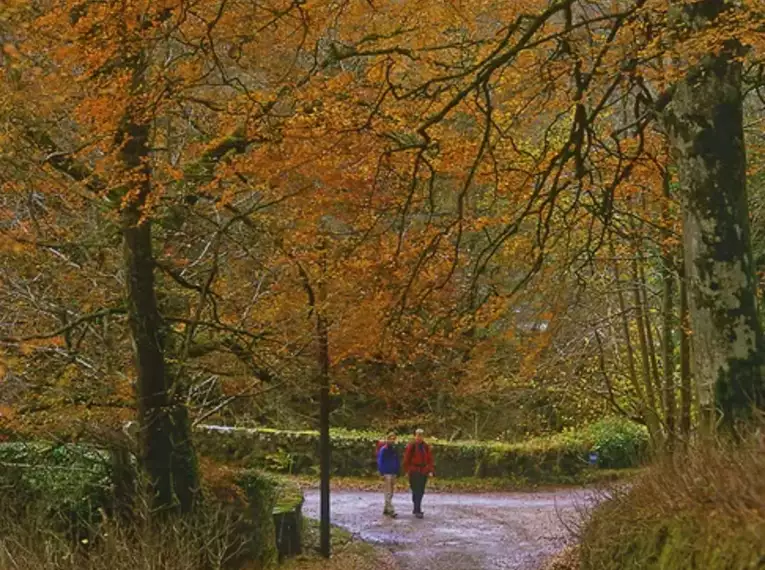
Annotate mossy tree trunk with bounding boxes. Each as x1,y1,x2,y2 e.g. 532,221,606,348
662,12,765,430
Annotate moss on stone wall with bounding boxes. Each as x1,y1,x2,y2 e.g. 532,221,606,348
194,418,647,481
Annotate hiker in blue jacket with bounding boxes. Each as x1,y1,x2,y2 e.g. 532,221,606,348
377,432,400,518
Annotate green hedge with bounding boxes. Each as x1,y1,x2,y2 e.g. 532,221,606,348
587,416,649,468
194,417,648,480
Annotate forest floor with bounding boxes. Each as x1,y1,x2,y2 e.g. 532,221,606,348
302,487,597,570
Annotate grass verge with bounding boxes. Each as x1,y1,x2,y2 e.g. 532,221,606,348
280,518,398,570
286,468,641,494
579,434,765,570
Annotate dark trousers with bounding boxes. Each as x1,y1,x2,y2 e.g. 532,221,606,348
409,472,428,513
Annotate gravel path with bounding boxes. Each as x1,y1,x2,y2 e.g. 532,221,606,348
303,487,595,570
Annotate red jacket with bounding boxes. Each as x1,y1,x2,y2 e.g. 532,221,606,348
403,441,434,475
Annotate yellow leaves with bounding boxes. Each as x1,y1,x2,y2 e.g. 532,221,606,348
56,363,81,389
365,61,388,84
0,232,30,255
18,343,36,356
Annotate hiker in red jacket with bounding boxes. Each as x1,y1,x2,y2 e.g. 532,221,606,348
403,428,434,518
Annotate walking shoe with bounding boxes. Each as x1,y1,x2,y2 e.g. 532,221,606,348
383,510,398,518
414,512,424,519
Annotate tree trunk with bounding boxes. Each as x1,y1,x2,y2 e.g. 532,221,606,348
660,245,677,445
610,240,661,442
119,55,198,513
663,41,765,432
637,256,662,413
661,171,677,447
631,254,662,444
679,263,693,439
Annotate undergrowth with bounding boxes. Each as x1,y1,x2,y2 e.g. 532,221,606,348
579,432,765,570
0,498,250,570
0,457,291,570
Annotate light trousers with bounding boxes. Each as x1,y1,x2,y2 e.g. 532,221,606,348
383,474,396,512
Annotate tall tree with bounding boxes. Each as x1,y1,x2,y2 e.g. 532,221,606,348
660,0,765,431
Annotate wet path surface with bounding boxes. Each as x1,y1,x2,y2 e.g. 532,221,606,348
303,488,595,570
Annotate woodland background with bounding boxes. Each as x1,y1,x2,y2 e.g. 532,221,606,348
2,0,764,444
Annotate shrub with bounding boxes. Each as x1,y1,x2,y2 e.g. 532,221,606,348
0,441,115,537
0,446,306,570
587,417,649,468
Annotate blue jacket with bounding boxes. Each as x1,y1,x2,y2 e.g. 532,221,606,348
377,444,400,475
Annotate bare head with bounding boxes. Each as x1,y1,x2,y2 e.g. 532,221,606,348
414,428,424,443
386,432,397,444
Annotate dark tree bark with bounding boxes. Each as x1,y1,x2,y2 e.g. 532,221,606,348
119,53,198,513
662,14,765,430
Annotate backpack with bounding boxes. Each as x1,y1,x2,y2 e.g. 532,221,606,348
375,440,385,461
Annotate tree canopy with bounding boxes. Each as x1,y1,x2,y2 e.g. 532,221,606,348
1,0,764,507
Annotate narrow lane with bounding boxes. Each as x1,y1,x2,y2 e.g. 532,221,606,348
303,488,594,570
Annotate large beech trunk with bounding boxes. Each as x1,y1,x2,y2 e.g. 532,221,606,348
664,46,764,431
119,62,198,512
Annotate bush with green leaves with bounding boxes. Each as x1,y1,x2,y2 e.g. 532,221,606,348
587,417,649,468
0,442,114,536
